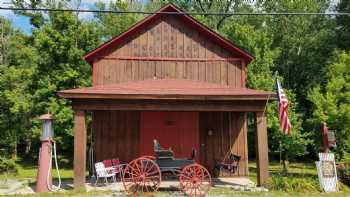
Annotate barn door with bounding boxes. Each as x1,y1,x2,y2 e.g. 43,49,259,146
140,111,200,162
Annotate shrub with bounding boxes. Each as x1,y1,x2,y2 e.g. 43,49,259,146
0,157,18,174
337,164,350,186
267,174,320,192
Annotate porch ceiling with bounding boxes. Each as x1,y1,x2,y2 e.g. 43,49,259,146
58,78,277,101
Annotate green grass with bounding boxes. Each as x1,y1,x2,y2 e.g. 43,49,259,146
1,160,350,196
9,188,350,197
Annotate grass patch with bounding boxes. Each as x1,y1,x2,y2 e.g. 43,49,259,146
1,160,350,196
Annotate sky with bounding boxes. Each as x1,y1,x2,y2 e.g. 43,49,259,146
0,0,341,35
0,0,110,34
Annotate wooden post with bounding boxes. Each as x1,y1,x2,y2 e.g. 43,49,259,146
255,111,269,186
322,122,329,153
73,110,87,189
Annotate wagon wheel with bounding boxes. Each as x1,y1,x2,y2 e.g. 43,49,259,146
122,156,161,196
179,164,212,197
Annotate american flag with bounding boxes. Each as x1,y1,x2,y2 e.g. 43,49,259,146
276,79,292,135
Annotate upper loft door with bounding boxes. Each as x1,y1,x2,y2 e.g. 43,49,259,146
140,111,200,162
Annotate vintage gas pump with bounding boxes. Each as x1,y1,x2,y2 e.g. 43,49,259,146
36,113,61,192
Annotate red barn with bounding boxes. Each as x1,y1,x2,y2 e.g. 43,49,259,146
59,4,276,189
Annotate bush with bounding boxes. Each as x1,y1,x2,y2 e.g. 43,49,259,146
337,163,350,186
267,174,320,192
0,157,18,174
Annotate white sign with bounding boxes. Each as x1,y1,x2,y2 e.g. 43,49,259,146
316,153,338,192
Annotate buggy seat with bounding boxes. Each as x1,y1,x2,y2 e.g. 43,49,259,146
153,139,174,160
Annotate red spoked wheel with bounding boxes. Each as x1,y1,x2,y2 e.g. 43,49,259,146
122,156,161,196
179,164,212,197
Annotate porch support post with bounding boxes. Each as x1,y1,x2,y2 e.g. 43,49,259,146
255,111,269,186
73,110,86,189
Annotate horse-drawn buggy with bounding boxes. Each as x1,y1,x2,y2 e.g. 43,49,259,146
121,140,212,196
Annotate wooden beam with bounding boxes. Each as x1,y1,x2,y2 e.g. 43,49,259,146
102,56,242,62
255,111,269,186
71,99,267,112
58,92,277,101
73,110,87,189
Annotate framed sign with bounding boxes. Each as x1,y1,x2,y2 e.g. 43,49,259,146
316,153,338,192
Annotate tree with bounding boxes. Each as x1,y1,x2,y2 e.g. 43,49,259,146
257,0,335,114
222,21,310,172
27,11,101,155
0,17,36,158
94,1,141,39
335,0,350,50
308,51,350,160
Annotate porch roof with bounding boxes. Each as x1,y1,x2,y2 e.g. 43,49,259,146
58,78,276,101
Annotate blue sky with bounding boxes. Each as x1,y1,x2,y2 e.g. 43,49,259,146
0,0,340,34
0,0,107,34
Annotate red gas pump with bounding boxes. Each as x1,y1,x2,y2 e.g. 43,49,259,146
36,113,61,192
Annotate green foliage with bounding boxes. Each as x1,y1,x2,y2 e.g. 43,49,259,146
267,174,319,192
221,17,310,162
257,0,335,114
0,157,18,174
94,1,140,39
338,164,350,186
308,52,350,159
336,0,350,50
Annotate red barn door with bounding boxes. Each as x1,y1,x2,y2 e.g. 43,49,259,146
140,112,200,162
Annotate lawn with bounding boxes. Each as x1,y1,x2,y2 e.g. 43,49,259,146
1,159,350,197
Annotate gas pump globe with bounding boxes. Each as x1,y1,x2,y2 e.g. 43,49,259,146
40,113,54,141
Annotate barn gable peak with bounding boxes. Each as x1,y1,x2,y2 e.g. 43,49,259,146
84,3,254,65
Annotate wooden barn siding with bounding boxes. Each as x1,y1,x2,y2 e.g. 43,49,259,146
93,111,140,163
200,112,248,176
94,15,243,87
93,110,248,177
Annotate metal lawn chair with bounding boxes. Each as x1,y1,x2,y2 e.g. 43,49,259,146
94,162,117,185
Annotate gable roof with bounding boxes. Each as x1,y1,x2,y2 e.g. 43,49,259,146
83,3,254,65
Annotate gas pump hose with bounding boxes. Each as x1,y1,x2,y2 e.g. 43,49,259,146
47,141,61,191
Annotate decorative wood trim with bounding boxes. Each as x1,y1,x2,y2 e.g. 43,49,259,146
101,56,242,62
255,111,269,186
73,110,86,189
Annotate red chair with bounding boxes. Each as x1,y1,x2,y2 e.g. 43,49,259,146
103,159,113,167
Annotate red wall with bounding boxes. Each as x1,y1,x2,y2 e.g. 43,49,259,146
140,111,200,162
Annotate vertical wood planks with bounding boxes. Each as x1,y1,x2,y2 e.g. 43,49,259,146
92,15,245,86
73,110,86,189
93,111,140,163
155,18,163,78
255,111,269,186
199,112,248,176
168,17,177,78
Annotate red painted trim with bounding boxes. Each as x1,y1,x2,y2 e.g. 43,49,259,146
83,3,254,65
102,56,241,62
